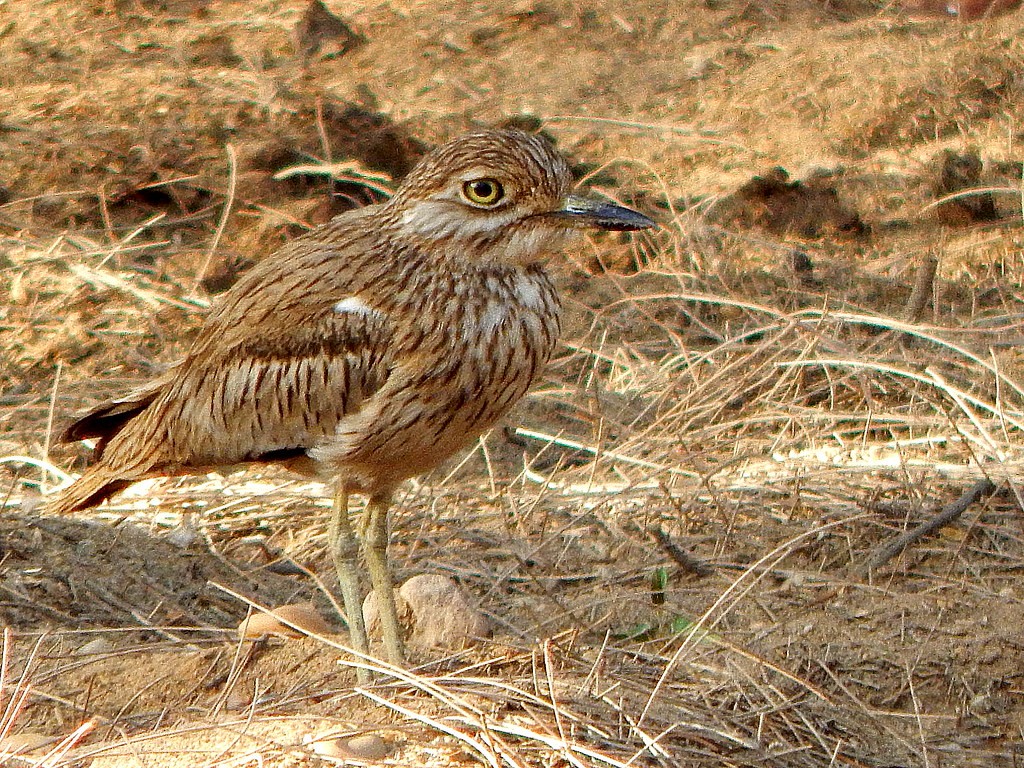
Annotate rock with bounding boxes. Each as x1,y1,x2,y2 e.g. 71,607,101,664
685,55,717,80
931,149,998,226
296,0,365,58
363,574,492,650
237,603,334,639
308,732,389,761
76,637,115,655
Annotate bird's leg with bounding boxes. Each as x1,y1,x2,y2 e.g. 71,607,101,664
328,484,371,682
361,492,405,665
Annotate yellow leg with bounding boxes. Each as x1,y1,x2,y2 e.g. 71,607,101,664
328,485,371,683
361,493,405,665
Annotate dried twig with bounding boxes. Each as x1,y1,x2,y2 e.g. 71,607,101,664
860,478,997,574
904,253,938,323
194,143,238,293
647,524,713,578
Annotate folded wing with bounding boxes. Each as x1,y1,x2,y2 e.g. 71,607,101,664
51,303,391,514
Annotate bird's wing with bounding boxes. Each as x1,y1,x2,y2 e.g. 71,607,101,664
58,361,184,444
188,304,393,464
65,300,394,471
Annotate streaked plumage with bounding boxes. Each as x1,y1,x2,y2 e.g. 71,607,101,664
52,129,655,671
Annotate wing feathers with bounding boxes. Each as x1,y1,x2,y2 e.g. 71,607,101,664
57,366,180,445
56,307,391,492
169,310,390,465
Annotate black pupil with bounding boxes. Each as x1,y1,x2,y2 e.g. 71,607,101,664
473,181,494,199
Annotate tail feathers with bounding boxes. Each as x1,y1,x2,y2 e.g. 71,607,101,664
48,467,135,516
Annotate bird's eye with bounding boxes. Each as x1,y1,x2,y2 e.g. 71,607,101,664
461,178,505,207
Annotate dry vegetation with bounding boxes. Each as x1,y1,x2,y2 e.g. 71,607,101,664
2,0,1024,766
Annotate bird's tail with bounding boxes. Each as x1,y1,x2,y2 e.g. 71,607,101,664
49,382,169,515
47,466,134,516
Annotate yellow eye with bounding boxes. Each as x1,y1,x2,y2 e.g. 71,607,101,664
461,178,505,207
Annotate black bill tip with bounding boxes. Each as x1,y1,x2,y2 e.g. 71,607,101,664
552,194,657,232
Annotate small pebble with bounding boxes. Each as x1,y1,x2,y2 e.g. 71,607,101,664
76,637,115,655
308,733,389,761
238,603,333,639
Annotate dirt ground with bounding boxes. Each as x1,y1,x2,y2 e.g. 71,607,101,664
2,0,1024,766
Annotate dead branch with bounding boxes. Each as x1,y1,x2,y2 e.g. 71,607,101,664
859,478,997,574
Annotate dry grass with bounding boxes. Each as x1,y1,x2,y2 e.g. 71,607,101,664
4,206,1024,766
3,1,1024,766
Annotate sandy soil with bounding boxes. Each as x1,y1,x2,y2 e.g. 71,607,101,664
2,1,1024,766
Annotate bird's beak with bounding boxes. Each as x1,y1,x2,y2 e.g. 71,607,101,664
546,194,657,232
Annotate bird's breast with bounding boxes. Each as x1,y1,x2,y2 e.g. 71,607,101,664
416,266,561,427
317,265,561,492
455,267,561,391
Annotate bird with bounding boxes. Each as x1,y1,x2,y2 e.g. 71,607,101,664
50,128,656,674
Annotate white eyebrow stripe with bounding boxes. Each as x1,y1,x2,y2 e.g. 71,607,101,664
333,297,384,318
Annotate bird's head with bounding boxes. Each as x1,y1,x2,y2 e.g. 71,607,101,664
385,129,655,266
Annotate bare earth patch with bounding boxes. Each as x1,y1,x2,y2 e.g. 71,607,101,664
2,1,1024,766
